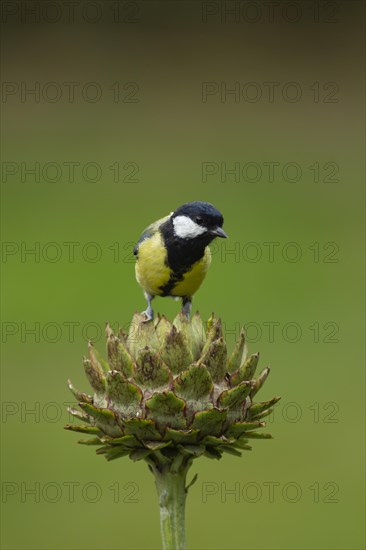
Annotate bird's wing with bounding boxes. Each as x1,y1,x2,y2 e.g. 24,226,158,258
133,214,171,256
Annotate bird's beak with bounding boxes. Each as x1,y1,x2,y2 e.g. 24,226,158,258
210,227,228,238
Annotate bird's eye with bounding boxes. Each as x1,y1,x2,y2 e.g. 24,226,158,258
195,216,203,225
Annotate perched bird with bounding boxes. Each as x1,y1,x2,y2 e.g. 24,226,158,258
133,201,227,321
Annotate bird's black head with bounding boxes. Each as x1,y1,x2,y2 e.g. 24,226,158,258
171,201,227,243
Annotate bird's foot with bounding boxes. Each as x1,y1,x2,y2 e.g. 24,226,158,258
141,307,154,322
181,298,192,319
141,292,154,322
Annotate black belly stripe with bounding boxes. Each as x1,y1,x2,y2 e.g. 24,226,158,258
158,219,212,296
159,270,186,296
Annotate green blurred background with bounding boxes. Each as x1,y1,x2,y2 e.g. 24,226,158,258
1,1,364,549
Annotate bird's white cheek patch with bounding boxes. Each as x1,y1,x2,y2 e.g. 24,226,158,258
173,216,207,239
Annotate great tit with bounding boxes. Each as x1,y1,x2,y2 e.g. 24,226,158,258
133,201,228,321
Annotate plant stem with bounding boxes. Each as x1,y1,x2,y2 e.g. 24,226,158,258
153,465,190,550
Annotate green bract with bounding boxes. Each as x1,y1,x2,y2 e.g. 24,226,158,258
65,312,280,464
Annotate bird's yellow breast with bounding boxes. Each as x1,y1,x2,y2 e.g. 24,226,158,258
135,232,171,296
170,248,211,297
135,232,212,298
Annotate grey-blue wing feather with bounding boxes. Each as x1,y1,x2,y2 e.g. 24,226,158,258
133,214,171,257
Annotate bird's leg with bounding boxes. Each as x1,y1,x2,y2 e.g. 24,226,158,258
141,292,154,322
181,296,192,319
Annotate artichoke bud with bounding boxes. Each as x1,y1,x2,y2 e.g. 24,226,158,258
66,312,279,463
